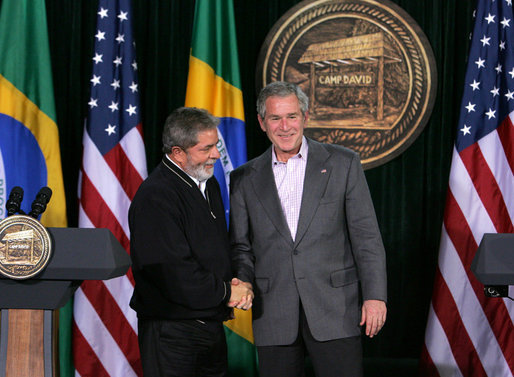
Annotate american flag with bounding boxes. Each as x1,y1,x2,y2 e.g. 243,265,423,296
73,0,146,375
420,0,514,376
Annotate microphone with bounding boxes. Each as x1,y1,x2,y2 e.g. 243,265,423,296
28,187,53,219
6,186,24,216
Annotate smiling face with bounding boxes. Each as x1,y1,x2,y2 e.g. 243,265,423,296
175,128,220,181
258,94,308,163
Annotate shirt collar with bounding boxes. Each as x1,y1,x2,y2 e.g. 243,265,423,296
272,136,309,165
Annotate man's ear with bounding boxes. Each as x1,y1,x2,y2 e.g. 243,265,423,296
169,146,186,165
258,114,266,132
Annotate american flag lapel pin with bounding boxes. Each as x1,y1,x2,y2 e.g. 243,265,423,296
321,169,327,174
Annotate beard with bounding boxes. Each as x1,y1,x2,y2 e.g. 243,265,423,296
184,156,217,181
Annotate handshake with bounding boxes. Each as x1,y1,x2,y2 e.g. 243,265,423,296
228,277,254,311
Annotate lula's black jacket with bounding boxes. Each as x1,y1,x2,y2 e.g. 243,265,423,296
129,157,232,322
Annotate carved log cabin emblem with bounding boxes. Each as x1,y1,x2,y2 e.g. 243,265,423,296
256,0,437,169
0,215,52,280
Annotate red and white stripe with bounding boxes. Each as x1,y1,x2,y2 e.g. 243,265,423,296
421,114,514,376
73,124,146,377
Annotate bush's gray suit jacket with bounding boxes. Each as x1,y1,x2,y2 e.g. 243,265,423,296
229,138,387,346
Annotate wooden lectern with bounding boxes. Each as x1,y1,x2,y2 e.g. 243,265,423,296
0,227,131,377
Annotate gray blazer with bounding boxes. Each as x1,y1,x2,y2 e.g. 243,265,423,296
229,138,387,346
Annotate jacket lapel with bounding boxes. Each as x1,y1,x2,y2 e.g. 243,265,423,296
294,139,331,247
250,147,294,244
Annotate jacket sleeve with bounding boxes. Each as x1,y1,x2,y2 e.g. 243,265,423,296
228,168,256,285
344,152,387,302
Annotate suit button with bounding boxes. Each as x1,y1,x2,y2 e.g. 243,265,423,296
293,250,298,255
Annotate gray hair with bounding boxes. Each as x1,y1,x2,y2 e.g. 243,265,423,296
256,81,309,119
162,107,219,153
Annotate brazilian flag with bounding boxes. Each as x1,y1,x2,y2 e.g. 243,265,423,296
185,0,256,375
0,0,69,374
0,0,66,225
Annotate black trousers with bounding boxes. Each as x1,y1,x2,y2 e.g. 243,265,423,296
257,306,363,377
138,318,227,377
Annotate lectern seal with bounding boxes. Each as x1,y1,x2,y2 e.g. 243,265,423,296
0,215,52,280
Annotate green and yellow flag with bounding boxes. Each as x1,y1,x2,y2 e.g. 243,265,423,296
0,0,69,374
185,0,256,375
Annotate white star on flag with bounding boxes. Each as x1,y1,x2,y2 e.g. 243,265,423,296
465,102,476,112
111,79,120,90
88,98,98,108
480,35,491,45
93,53,103,64
485,108,496,119
118,10,128,22
460,124,471,135
104,124,116,135
90,75,101,86
95,30,106,41
125,104,137,116
108,101,119,112
98,7,108,19
475,57,486,68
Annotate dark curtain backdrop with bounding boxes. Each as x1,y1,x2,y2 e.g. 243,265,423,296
42,0,475,375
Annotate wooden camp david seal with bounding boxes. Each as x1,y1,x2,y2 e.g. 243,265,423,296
256,0,437,169
0,215,52,280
